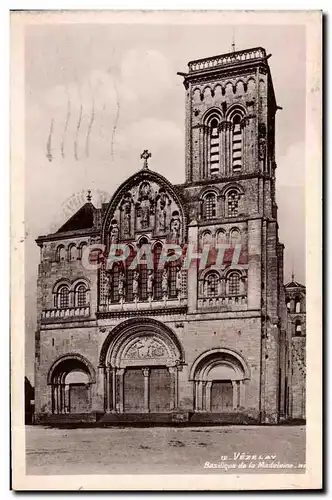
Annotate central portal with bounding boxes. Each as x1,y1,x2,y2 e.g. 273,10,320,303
124,366,172,413
99,318,184,414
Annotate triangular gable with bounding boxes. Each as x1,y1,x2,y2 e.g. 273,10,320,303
57,202,96,233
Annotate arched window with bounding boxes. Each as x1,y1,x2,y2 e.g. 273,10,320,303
56,245,66,262
230,228,241,246
295,301,301,313
78,243,87,261
75,284,88,307
286,299,291,311
58,285,69,309
203,110,222,178
295,321,302,336
138,238,149,301
111,264,120,303
227,190,240,217
153,243,163,301
125,245,136,303
205,272,219,297
209,117,220,176
216,229,227,245
203,192,217,220
232,113,243,172
69,244,77,261
168,258,179,300
228,272,240,295
202,230,212,246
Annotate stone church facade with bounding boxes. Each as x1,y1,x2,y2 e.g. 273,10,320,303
34,47,306,425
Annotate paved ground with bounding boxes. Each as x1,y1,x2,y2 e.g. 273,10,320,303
26,425,305,475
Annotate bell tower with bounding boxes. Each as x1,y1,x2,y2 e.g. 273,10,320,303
178,47,277,191
178,48,287,423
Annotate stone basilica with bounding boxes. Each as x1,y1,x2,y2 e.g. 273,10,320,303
34,47,306,425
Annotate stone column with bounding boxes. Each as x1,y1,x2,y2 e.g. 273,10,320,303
241,119,247,173
198,125,204,179
105,366,111,413
169,367,175,410
61,384,66,414
56,384,60,414
220,123,226,175
201,381,207,411
142,368,150,413
206,382,212,412
196,380,206,411
225,122,232,175
239,380,245,408
97,365,105,412
194,381,199,411
111,368,117,412
174,367,179,410
58,385,62,414
220,276,226,297
170,366,179,411
58,384,62,414
117,369,125,413
202,125,207,178
52,385,56,413
232,381,238,410
64,384,69,413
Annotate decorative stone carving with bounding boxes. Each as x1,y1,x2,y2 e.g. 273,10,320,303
147,270,154,296
110,220,119,244
121,195,132,236
175,267,182,296
118,271,125,300
90,235,101,245
169,214,181,244
125,337,167,359
138,181,153,230
156,189,170,233
162,269,169,297
140,199,150,228
105,271,112,297
158,207,166,233
133,270,139,297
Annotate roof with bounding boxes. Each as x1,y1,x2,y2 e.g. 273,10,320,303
56,202,96,233
284,280,306,289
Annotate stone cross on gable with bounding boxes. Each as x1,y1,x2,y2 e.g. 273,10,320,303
140,149,151,169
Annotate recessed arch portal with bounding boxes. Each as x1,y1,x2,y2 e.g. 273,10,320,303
190,348,250,413
47,353,96,414
99,318,184,414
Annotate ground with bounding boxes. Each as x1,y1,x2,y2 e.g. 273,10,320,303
26,425,305,475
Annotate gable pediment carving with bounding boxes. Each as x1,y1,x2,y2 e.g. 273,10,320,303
102,171,186,247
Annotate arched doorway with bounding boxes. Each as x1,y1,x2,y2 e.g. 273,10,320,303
99,318,184,414
190,348,250,412
47,354,96,414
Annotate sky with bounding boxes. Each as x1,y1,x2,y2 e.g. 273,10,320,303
25,20,306,381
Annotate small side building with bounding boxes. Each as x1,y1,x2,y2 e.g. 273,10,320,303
285,276,306,421
25,376,34,424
